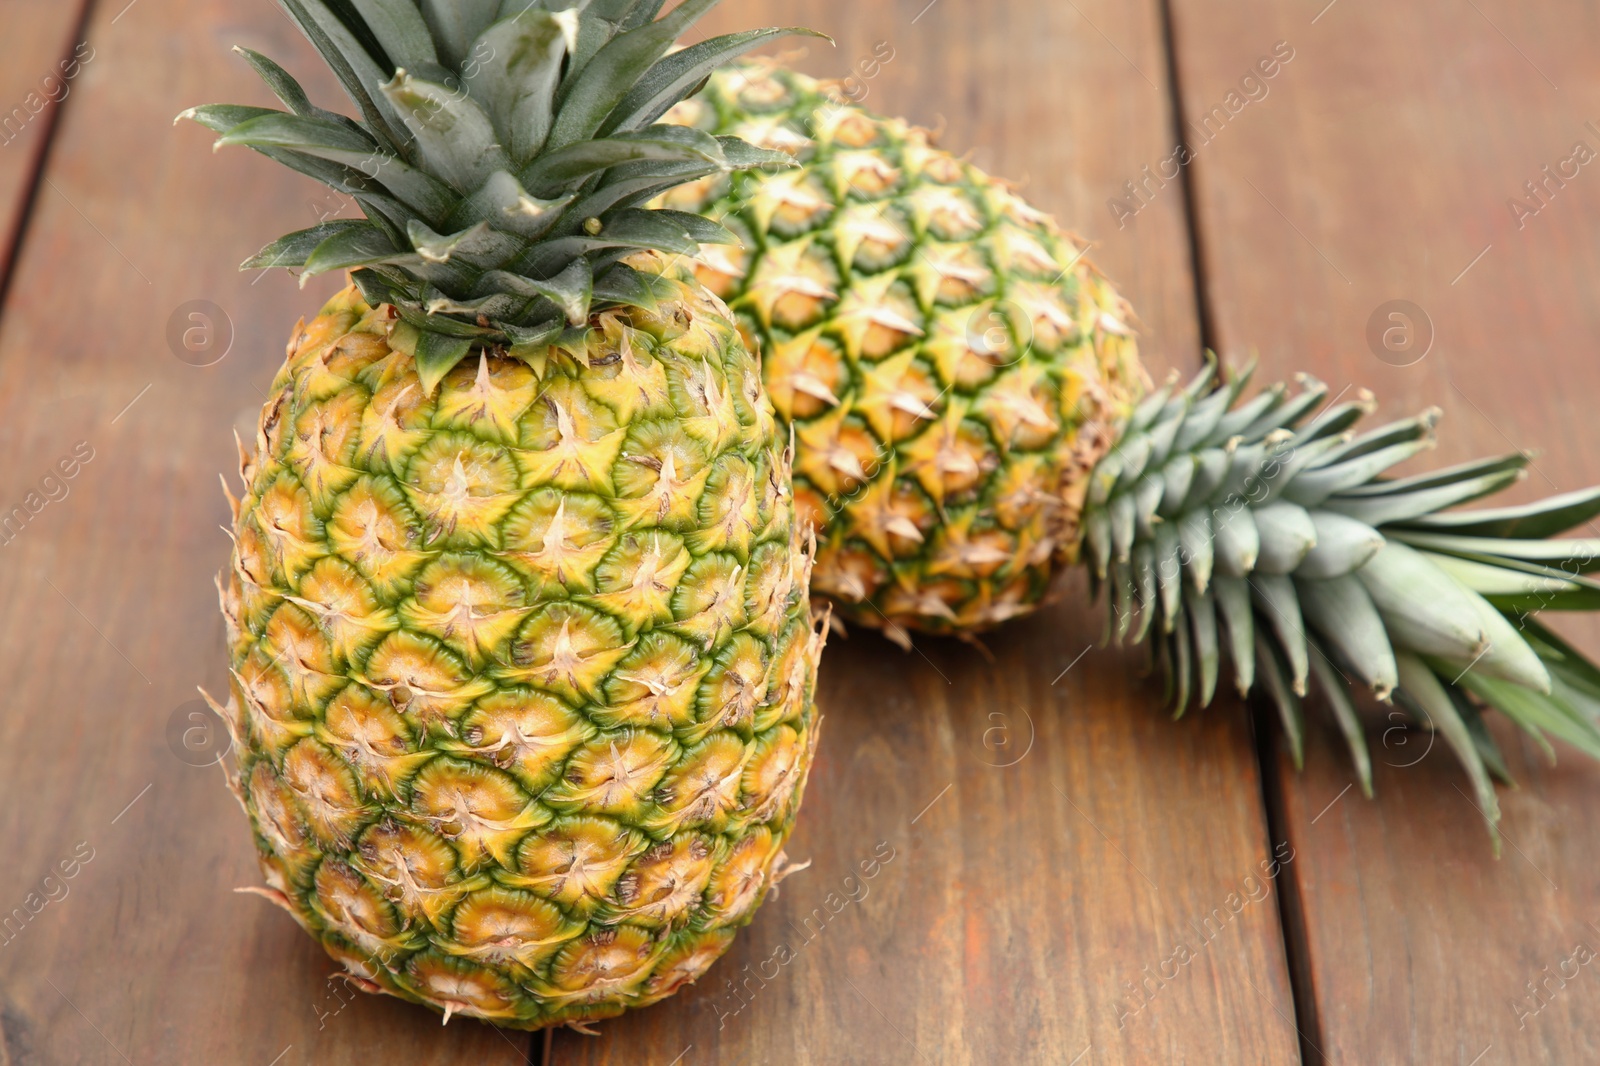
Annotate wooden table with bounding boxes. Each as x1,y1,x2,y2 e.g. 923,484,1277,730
3,0,1597,1062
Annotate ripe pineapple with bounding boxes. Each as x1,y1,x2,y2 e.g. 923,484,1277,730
671,62,1600,842
663,62,1146,644
182,2,826,1030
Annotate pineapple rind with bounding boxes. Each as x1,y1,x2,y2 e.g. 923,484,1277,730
666,64,1148,640
218,267,823,1031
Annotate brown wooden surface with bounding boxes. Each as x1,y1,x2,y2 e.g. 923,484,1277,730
0,0,1304,1062
1167,0,1600,1062
0,0,92,295
10,0,1600,1063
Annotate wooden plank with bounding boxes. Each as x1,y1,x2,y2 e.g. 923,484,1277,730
0,0,92,292
551,2,1303,1063
0,2,537,1062
1166,0,1600,1061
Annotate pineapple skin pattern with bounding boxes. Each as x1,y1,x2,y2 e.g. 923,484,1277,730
213,268,824,1030
665,64,1148,642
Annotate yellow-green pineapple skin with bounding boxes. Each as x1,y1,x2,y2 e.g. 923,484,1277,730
665,64,1147,641
213,263,823,1030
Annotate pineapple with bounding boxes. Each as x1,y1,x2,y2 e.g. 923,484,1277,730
663,62,1146,645
182,2,827,1030
672,62,1600,843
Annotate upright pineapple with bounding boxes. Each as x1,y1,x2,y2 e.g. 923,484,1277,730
183,2,827,1030
672,62,1600,842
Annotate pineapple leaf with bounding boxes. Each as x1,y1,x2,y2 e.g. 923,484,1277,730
380,69,510,193
1395,653,1501,847
301,223,407,280
618,0,670,31
1251,574,1308,695
243,221,371,270
1456,669,1600,763
1190,590,1221,707
1211,383,1285,444
1323,467,1525,527
1171,386,1232,452
1153,520,1182,627
1444,585,1550,692
560,163,725,224
1212,507,1258,578
214,111,455,221
279,0,410,147
464,9,571,164
253,146,377,197
1177,509,1212,591
536,208,706,263
1424,552,1600,613
1296,573,1398,699
1297,511,1384,579
421,292,527,321
349,0,439,70
592,262,662,313
648,208,738,247
503,319,566,360
404,219,522,269
1522,617,1600,701
1258,379,1330,435
587,0,649,24
198,0,806,347
1132,541,1158,644
1256,633,1305,769
1213,575,1254,693
1293,396,1369,443
446,170,572,239
1283,438,1437,508
213,109,376,153
1448,686,1515,787
1309,650,1374,798
1338,453,1529,498
1084,506,1110,579
1316,411,1438,467
178,103,279,134
1356,542,1490,662
566,6,620,82
232,47,379,142
479,260,594,325
604,27,831,134
233,47,319,117
352,193,410,246
519,127,725,193
546,0,721,151
416,0,502,68
1387,530,1600,573
1392,484,1600,539
413,329,476,396
1170,607,1192,716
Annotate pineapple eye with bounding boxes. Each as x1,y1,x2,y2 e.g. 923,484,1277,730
583,217,604,235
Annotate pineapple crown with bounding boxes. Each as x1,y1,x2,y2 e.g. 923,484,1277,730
1086,360,1600,846
179,0,824,392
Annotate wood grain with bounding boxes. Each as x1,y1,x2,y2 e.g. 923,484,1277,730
0,1,1307,1064
550,1,1302,1063
0,0,534,1061
1167,0,1600,1061
0,0,92,293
